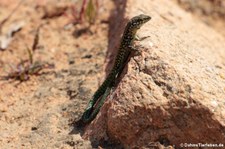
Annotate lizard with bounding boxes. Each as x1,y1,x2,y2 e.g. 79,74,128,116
81,14,151,124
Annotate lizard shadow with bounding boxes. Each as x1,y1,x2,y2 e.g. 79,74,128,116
105,1,129,75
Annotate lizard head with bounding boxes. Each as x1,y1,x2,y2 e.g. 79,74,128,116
129,14,151,29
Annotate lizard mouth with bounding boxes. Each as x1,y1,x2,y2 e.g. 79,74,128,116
142,15,151,23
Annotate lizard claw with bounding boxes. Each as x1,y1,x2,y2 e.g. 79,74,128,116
135,35,150,41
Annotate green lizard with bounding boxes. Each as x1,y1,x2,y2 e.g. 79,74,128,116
81,14,151,123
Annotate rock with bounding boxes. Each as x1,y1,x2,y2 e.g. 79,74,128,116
83,0,225,148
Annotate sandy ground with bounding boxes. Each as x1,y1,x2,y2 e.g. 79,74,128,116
0,0,114,148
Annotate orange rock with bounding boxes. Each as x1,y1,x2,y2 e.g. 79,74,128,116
83,0,225,148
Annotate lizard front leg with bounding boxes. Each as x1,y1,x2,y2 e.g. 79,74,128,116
128,45,141,56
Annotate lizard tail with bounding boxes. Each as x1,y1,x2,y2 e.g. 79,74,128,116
81,87,111,123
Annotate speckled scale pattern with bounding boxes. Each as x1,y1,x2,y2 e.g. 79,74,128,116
81,14,151,123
